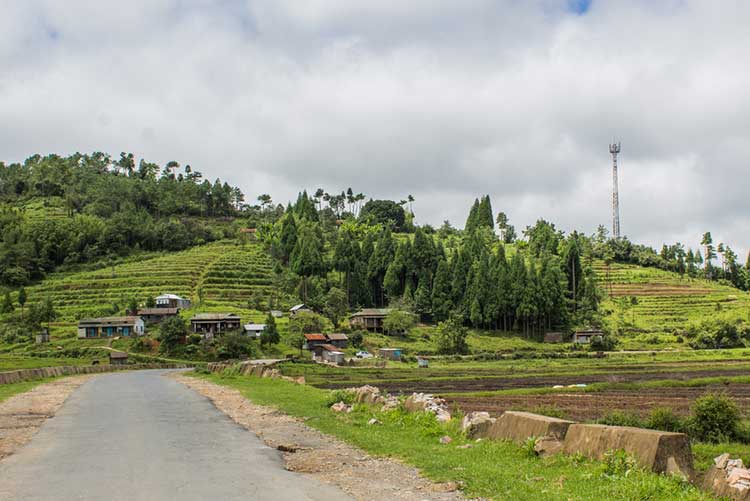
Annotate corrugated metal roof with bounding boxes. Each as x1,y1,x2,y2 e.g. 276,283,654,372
244,324,266,331
137,308,178,315
304,333,327,341
190,313,239,321
109,351,128,358
350,308,391,317
290,304,308,311
78,316,142,326
156,294,186,300
326,333,349,340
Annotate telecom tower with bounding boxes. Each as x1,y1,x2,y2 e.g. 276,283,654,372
609,142,621,239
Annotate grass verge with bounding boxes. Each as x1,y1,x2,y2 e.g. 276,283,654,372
195,371,711,501
0,378,52,404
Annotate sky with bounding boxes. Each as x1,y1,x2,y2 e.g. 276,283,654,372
1,1,748,260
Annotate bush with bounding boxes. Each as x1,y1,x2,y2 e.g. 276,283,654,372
602,449,638,477
349,330,365,348
688,393,741,443
531,405,567,419
521,436,538,458
646,407,684,433
597,411,644,428
325,389,355,407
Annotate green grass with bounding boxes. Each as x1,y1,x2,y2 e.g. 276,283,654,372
0,378,53,403
596,260,750,349
195,371,710,500
0,356,101,371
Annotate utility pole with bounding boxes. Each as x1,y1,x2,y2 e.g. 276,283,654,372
609,142,621,239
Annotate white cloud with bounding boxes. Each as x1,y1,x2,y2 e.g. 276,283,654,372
0,0,748,259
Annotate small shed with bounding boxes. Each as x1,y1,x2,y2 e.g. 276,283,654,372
137,307,178,324
190,313,241,338
543,332,564,343
321,348,345,365
326,333,349,349
155,294,191,310
109,351,129,365
350,309,391,332
379,348,402,361
270,310,283,318
417,357,429,368
572,330,603,344
244,323,266,339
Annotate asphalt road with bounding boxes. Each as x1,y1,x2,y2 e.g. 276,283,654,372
0,370,352,501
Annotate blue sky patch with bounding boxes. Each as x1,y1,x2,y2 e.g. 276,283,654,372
568,0,592,15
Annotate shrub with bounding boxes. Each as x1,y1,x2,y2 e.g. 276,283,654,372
531,405,567,419
325,390,355,407
688,393,741,443
597,411,644,428
602,449,638,477
646,407,684,433
349,330,365,347
521,436,538,458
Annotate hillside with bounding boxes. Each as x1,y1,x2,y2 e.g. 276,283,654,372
0,240,283,356
596,261,750,347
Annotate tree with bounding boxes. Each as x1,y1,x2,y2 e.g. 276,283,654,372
382,310,416,335
701,232,716,278
359,199,406,231
17,286,26,318
0,292,13,314
290,224,325,301
260,313,280,347
279,213,298,263
431,259,453,321
159,316,188,354
288,310,327,335
216,332,256,360
434,316,469,355
324,287,348,327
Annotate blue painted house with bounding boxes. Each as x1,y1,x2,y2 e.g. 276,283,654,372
77,316,145,339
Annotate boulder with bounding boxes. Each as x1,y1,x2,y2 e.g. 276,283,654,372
405,393,451,421
562,424,694,480
351,385,382,404
704,455,750,500
380,396,400,411
330,402,352,413
461,412,496,439
487,411,574,443
439,435,453,444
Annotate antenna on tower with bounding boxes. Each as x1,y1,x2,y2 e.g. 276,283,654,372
609,141,621,239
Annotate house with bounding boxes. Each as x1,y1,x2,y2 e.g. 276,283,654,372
78,317,145,339
190,313,241,338
109,351,129,365
572,330,604,344
417,357,429,368
155,293,192,310
137,307,178,324
350,308,391,331
270,310,283,318
290,304,311,316
543,332,564,343
303,333,328,350
379,348,402,361
326,333,349,349
244,323,266,339
310,344,345,365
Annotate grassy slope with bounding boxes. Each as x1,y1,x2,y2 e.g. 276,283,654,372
596,261,750,348
0,378,52,403
197,372,707,501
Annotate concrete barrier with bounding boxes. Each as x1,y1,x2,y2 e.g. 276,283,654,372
0,362,188,385
487,411,574,443
562,424,695,480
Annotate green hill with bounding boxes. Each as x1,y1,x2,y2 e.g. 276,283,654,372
596,261,750,347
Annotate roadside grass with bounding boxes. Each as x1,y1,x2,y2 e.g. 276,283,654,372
0,378,52,403
0,356,100,371
196,372,709,500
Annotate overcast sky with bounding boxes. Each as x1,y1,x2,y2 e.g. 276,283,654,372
1,1,748,259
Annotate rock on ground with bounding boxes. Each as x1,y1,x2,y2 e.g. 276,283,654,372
174,374,466,501
0,375,94,461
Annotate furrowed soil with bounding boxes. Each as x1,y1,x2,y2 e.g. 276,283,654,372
446,384,750,421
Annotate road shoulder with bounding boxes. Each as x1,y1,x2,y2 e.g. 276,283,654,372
173,372,464,501
0,375,94,461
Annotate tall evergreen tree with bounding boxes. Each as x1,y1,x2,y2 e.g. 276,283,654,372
431,259,453,321
367,228,396,306
279,213,297,264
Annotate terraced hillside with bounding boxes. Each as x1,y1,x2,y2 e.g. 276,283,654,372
595,261,750,344
2,241,280,349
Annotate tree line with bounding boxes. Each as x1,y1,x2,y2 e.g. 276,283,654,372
0,152,244,286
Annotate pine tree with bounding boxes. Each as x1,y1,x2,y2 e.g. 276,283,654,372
18,286,26,319
368,228,396,306
477,195,494,229
464,198,480,233
279,213,297,264
431,259,453,321
414,277,432,321
290,224,325,302
260,312,280,346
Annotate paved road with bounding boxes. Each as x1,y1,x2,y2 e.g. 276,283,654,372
0,370,352,501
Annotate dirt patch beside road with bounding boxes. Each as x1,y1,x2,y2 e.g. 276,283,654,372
0,376,94,460
173,373,465,501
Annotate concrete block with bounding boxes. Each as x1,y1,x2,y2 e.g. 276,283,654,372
562,424,694,480
487,411,574,443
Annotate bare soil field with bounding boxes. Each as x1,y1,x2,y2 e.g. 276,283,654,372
446,384,750,421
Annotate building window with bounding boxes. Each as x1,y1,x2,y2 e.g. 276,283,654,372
122,327,130,337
